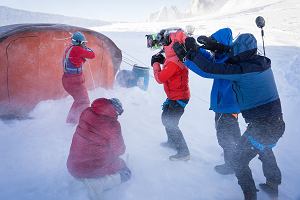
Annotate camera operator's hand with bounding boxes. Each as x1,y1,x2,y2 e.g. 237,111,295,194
197,35,230,54
172,42,187,62
86,47,94,52
82,43,93,51
151,53,165,66
185,37,198,52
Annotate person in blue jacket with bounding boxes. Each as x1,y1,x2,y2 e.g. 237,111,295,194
173,33,285,200
184,28,241,175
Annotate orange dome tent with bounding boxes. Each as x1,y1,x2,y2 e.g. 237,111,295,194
0,24,122,117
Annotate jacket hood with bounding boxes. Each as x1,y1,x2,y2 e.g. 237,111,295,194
164,30,187,58
211,28,233,46
229,33,258,62
210,28,233,62
233,33,257,55
91,98,118,118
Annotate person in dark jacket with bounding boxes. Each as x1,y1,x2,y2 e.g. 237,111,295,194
62,31,95,124
173,33,285,200
151,29,190,161
67,98,131,200
184,28,241,175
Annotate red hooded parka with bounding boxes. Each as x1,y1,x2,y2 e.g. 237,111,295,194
67,98,126,178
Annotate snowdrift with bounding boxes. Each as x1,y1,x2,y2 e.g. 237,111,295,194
0,24,122,117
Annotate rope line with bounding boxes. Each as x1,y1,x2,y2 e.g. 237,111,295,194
121,59,135,67
122,56,136,64
122,50,148,66
86,61,96,90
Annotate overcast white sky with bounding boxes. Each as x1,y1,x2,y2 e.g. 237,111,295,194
0,0,189,22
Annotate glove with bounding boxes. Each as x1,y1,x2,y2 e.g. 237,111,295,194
119,167,131,183
197,35,230,54
151,53,165,66
197,35,215,49
172,42,187,62
184,37,198,52
85,47,93,52
82,43,93,52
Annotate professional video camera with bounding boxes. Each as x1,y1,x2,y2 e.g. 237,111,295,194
145,27,183,49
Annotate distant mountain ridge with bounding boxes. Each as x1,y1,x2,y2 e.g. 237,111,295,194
148,0,227,22
189,0,227,16
149,0,278,22
148,6,185,22
0,6,110,27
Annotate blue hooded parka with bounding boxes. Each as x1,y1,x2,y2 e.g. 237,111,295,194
187,33,281,122
184,28,240,114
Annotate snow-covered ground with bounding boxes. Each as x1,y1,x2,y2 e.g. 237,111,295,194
1,0,300,199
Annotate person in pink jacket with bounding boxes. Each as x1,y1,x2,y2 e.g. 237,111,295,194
67,98,131,199
151,29,190,161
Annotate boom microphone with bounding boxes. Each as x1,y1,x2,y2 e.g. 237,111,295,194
255,16,265,28
255,16,266,56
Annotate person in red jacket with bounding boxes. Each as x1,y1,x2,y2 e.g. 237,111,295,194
151,29,190,161
67,98,131,200
62,31,95,124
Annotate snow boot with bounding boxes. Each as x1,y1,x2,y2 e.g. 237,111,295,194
243,190,257,200
160,141,176,150
259,182,278,199
214,163,234,175
169,151,190,161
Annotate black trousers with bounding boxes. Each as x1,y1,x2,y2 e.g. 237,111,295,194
215,113,241,166
232,115,285,193
161,100,189,154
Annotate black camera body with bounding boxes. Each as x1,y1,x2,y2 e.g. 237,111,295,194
146,27,183,49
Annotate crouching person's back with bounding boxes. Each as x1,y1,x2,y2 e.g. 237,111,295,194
67,98,131,200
